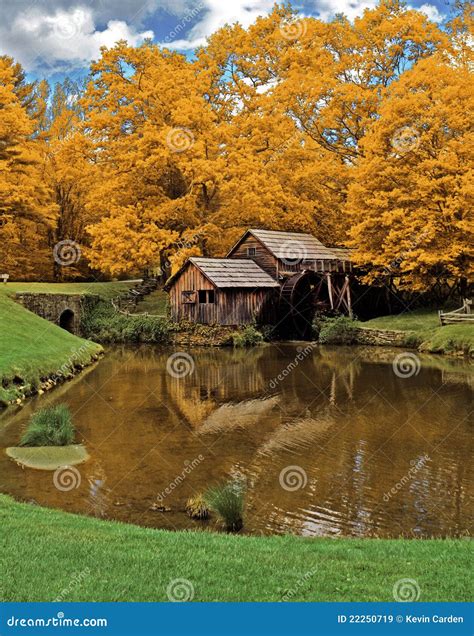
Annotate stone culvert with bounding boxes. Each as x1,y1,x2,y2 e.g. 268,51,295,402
15,293,100,336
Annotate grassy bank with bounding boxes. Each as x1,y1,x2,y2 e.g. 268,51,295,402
1,495,470,602
0,281,134,300
132,289,168,315
361,310,474,356
0,294,102,405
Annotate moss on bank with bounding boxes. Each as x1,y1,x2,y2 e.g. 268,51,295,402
1,494,470,602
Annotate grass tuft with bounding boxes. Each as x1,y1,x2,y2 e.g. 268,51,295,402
205,479,245,532
81,299,171,343
20,404,75,447
185,494,210,520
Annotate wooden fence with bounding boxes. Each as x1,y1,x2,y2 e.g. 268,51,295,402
439,299,474,325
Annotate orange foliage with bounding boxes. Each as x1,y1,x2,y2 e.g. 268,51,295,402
0,2,472,291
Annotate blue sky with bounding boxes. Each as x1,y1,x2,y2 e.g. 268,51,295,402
0,0,449,83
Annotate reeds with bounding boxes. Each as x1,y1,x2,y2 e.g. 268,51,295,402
205,479,245,532
20,404,75,447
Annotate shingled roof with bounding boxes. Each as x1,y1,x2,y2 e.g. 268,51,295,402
228,229,351,262
164,257,280,290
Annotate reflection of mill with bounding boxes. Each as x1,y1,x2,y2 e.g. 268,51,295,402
165,346,363,434
165,348,269,429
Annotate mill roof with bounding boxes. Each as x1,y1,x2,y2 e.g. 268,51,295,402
164,257,280,290
228,229,352,262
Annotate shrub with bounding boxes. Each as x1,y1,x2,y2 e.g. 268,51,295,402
231,325,264,348
312,310,338,340
82,299,171,344
317,316,358,345
185,495,210,520
204,479,245,532
20,404,75,447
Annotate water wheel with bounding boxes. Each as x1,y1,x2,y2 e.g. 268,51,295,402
278,271,322,339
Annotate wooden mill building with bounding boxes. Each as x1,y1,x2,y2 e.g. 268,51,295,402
165,229,353,337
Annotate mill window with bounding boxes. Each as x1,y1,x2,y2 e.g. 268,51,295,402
198,290,215,304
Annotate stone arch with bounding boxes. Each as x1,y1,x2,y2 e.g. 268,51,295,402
59,308,75,333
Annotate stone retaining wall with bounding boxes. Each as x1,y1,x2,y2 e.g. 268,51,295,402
352,327,409,347
15,293,99,336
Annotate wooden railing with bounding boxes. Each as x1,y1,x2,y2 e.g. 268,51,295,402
439,299,473,325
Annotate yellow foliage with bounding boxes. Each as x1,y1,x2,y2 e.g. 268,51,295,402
1,3,471,293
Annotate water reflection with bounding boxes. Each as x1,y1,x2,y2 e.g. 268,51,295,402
0,344,472,538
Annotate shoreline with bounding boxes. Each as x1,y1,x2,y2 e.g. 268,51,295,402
2,351,104,408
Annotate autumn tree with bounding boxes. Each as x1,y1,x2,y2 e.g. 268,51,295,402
0,56,56,277
347,50,473,293
43,78,95,279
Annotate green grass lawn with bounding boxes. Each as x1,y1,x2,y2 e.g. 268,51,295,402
0,294,102,405
132,289,169,315
361,310,474,356
0,494,470,602
0,281,134,300
361,309,440,332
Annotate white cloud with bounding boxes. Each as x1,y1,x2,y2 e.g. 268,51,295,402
0,0,447,72
416,3,444,22
312,0,378,21
1,6,153,72
161,0,275,50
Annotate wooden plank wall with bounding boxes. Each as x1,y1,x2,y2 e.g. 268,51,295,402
169,263,215,323
169,262,275,325
229,236,279,279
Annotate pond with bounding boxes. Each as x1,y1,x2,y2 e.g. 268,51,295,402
0,344,472,538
